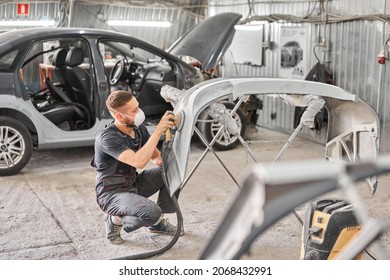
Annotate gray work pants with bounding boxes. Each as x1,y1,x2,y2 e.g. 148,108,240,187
98,167,176,233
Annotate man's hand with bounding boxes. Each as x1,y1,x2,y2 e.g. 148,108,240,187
118,112,175,169
155,111,176,136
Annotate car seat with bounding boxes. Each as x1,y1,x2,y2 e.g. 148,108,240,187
40,104,76,126
65,47,94,125
52,49,68,85
51,48,74,100
39,48,89,129
44,77,89,127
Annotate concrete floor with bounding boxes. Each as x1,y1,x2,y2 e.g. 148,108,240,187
0,125,389,260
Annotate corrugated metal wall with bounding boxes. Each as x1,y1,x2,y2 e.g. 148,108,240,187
0,1,59,20
0,1,62,31
210,0,390,153
221,20,299,132
0,1,202,49
71,2,202,49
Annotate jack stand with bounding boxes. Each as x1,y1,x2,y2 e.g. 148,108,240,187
180,96,250,190
240,122,305,225
181,95,308,198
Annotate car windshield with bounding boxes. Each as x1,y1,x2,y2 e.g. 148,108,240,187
102,41,148,63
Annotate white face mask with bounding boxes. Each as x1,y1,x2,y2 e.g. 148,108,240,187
110,106,145,128
120,109,145,128
132,109,145,127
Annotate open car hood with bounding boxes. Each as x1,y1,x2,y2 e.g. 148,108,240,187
163,77,380,197
167,12,242,70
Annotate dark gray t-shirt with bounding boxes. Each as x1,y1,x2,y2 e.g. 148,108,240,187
93,123,150,198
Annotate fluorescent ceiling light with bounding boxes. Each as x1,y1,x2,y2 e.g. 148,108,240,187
0,20,56,27
107,20,172,27
235,25,263,31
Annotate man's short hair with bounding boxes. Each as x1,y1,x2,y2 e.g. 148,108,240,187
106,90,133,111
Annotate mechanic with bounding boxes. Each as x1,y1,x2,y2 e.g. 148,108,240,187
92,90,182,244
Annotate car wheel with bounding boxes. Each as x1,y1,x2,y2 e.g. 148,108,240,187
0,117,33,176
197,102,246,151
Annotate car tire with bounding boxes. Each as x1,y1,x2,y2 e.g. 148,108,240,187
0,116,33,176
197,102,246,151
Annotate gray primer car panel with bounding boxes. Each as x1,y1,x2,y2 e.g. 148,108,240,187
165,77,379,196
2,95,113,149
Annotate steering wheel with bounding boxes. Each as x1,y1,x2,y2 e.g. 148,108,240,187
109,58,125,85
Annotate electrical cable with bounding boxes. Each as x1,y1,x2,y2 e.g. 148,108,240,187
247,0,254,18
226,49,240,76
111,131,183,260
240,13,390,25
303,232,313,259
313,44,321,63
302,1,317,19
364,249,377,260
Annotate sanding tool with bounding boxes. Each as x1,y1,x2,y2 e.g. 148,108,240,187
165,110,185,142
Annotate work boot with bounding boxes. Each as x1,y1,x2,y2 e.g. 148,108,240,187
148,218,185,236
105,214,124,244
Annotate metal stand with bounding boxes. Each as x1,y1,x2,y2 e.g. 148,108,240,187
180,96,307,199
272,123,304,164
